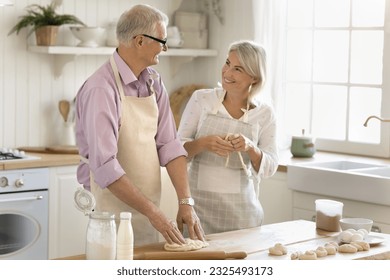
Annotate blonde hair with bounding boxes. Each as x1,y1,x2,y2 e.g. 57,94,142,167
228,40,267,100
116,4,169,46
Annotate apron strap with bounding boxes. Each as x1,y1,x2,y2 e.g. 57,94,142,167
80,155,89,164
110,56,125,101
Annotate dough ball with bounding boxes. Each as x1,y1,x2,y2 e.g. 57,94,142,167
350,242,363,251
325,241,339,248
357,229,369,239
324,245,337,255
338,231,353,243
351,241,370,251
290,251,302,260
269,243,288,256
339,244,358,253
315,246,328,258
164,238,209,252
350,233,364,242
298,250,317,260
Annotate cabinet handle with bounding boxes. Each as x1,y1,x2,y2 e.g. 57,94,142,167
371,225,381,233
0,195,43,203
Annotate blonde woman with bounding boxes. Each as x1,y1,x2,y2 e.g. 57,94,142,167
178,40,278,234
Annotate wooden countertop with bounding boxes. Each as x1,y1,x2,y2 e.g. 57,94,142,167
3,147,389,172
57,220,390,260
0,151,80,170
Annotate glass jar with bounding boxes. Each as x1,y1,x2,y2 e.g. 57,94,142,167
86,211,116,260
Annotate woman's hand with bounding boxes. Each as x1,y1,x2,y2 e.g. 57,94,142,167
201,135,234,157
227,133,254,152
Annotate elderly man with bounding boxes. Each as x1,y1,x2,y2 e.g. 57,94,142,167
75,4,204,246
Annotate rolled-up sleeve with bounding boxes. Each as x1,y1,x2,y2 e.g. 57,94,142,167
76,65,125,189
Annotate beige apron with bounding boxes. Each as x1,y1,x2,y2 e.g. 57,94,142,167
188,89,263,234
84,56,161,246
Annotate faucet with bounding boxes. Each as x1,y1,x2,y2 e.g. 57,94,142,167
363,115,390,127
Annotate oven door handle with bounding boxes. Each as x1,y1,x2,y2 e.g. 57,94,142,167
0,195,44,203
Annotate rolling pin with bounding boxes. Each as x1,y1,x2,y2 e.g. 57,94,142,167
134,251,247,260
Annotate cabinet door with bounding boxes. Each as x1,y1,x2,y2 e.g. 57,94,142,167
292,191,390,234
49,166,89,259
259,171,293,224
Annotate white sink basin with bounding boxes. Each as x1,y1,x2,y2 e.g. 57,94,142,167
302,160,383,171
351,167,390,178
287,160,390,206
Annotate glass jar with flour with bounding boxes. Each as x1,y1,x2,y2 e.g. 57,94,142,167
86,211,116,260
74,187,116,259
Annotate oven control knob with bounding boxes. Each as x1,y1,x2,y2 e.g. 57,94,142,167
15,179,24,188
0,177,8,188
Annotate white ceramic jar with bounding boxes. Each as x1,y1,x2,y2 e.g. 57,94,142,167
290,130,316,157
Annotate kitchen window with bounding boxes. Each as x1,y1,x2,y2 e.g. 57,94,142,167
281,0,390,157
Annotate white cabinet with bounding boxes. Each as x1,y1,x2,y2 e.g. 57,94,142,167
48,165,89,259
292,191,390,234
258,171,293,225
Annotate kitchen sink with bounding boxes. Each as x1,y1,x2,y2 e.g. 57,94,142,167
351,167,390,178
287,160,390,206
302,160,384,171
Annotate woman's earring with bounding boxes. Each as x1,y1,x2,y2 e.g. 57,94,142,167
248,84,253,93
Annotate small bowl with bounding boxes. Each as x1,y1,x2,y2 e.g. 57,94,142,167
70,26,106,47
339,218,373,232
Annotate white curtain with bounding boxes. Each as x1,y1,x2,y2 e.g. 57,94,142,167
252,0,289,149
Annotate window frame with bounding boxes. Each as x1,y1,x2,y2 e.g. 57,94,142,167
283,0,390,158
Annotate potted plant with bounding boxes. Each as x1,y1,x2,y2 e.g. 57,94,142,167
8,3,85,46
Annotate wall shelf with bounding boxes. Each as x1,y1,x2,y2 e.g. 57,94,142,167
28,45,218,77
28,45,218,57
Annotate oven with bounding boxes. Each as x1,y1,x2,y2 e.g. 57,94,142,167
0,149,48,260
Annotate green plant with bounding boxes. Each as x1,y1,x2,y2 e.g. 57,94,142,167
8,3,85,36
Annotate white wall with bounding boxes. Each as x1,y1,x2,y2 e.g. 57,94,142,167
0,0,254,148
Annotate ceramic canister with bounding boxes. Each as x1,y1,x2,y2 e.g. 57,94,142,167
290,135,316,157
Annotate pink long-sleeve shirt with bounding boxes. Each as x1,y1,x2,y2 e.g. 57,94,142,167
75,51,186,189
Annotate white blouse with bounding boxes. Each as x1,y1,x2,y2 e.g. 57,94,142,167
178,88,279,179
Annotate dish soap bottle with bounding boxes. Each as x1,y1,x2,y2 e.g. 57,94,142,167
116,212,134,260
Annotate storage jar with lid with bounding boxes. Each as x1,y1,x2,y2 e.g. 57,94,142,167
86,211,117,260
290,129,316,157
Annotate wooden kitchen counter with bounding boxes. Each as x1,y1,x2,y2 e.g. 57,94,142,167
57,220,390,260
0,151,80,170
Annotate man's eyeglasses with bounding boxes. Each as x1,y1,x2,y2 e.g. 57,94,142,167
142,34,167,46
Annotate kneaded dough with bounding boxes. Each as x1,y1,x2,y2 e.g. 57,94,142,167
315,246,328,258
268,243,288,256
298,250,317,260
164,238,209,252
339,244,358,253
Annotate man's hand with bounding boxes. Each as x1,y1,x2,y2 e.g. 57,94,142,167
176,205,205,241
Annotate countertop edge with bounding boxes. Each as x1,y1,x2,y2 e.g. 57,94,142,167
0,152,80,170
2,149,390,171
277,149,390,173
